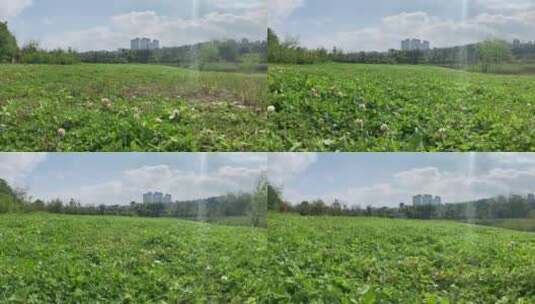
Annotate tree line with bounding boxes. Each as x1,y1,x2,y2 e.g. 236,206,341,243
0,22,79,64
268,28,523,72
78,39,267,72
267,183,535,220
1,21,266,70
0,177,268,227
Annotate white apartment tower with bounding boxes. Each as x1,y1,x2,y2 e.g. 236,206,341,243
401,38,430,51
143,192,172,204
131,38,160,50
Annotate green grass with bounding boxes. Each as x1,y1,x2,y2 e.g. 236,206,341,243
3,213,533,303
465,63,535,75
0,64,270,151
468,218,535,232
268,62,535,151
266,213,535,303
0,213,267,303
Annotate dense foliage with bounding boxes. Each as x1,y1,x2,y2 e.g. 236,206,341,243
19,41,80,65
0,22,18,63
0,178,267,227
0,64,269,151
78,39,267,72
268,28,529,73
0,213,267,302
266,213,535,303
0,178,24,213
287,194,535,221
268,63,535,151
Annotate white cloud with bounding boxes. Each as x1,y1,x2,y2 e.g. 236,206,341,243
268,153,317,184
268,0,304,26
42,7,267,51
0,0,32,20
283,162,535,208
300,3,535,51
0,153,47,185
41,163,264,205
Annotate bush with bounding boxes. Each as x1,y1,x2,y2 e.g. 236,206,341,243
19,41,80,65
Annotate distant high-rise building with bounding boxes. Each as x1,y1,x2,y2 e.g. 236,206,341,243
401,38,430,51
513,39,521,48
131,38,160,50
143,192,172,204
143,192,153,204
401,39,411,51
528,193,535,203
413,194,442,206
131,38,141,50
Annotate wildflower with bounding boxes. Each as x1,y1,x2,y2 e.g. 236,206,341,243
380,123,389,133
436,128,447,139
169,109,180,121
323,139,334,146
267,105,276,113
155,118,163,123
356,119,364,129
359,103,367,110
101,98,112,109
221,275,229,281
57,128,66,137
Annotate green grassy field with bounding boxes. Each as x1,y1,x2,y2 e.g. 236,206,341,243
467,218,535,232
268,63,535,151
0,213,267,303
3,213,533,303
266,214,535,303
0,64,269,151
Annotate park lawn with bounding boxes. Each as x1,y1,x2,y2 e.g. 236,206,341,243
268,62,535,151
0,213,267,303
265,213,535,303
0,64,272,151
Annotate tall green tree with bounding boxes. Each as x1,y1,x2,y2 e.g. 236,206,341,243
0,22,18,63
475,39,512,72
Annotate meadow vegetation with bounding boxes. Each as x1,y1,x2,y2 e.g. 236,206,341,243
268,63,535,151
266,213,535,303
0,64,269,151
0,213,267,303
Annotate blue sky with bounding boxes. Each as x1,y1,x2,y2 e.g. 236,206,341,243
268,153,535,207
269,0,535,51
3,152,535,207
0,153,266,205
1,0,266,51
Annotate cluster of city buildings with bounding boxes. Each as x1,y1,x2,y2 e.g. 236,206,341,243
143,192,172,204
412,194,442,207
512,39,535,49
130,38,160,51
401,38,430,51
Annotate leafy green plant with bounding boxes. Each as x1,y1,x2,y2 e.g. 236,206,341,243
0,64,269,151
268,63,535,151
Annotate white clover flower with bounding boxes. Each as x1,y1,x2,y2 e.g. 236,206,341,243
267,105,276,113
57,128,66,137
436,128,447,138
221,276,229,281
155,118,163,123
359,103,367,110
101,98,112,109
356,119,364,129
169,109,180,121
323,139,334,146
380,123,389,132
